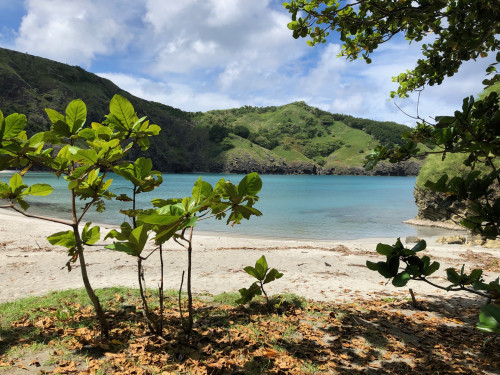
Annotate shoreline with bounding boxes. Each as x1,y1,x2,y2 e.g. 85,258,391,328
1,209,498,305
403,217,465,231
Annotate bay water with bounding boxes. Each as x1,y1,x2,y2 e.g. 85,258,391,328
0,172,444,240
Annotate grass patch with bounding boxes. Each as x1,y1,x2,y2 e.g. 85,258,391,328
416,153,499,189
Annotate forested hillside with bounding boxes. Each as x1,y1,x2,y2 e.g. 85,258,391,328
0,47,421,175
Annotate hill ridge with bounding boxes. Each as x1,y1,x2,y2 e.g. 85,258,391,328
0,47,421,175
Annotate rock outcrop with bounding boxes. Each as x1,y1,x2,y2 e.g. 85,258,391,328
412,185,467,225
320,160,422,176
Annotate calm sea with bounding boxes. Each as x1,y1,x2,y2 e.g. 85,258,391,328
0,172,444,240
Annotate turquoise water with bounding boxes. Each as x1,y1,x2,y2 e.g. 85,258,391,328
0,172,440,240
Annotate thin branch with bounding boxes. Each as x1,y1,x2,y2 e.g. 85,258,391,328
417,277,490,298
140,247,158,261
5,204,72,226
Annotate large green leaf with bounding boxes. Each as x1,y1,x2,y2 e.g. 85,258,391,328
2,113,27,139
9,173,23,191
71,149,99,164
392,272,410,287
0,182,10,197
238,172,262,196
411,239,426,252
134,157,153,180
129,225,149,254
191,177,205,205
376,243,393,256
106,242,139,256
47,230,76,249
138,209,184,226
446,268,461,285
105,222,133,241
263,268,283,284
109,94,136,130
45,108,65,124
65,99,87,133
23,183,53,196
423,261,440,276
375,262,393,278
243,266,261,280
82,223,100,245
477,304,500,333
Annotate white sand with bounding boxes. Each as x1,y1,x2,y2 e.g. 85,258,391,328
1,209,498,304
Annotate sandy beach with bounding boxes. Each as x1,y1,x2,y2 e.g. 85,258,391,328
1,209,498,305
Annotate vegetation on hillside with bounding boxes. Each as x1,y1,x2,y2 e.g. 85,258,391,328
0,47,420,175
194,101,417,172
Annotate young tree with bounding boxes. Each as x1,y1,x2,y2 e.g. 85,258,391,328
284,0,500,334
0,95,161,337
107,173,263,336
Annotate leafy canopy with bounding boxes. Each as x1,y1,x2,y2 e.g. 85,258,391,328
284,0,500,97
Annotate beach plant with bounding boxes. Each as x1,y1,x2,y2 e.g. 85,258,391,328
236,255,283,308
104,157,164,334
285,0,500,337
367,239,500,334
0,95,161,337
106,172,263,335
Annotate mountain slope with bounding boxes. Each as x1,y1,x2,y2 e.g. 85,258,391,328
0,47,421,175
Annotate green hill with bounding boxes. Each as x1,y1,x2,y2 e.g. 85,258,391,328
0,47,421,175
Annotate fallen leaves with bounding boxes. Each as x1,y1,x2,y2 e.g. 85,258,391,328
0,293,499,374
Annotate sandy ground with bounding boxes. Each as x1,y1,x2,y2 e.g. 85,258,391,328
1,209,498,305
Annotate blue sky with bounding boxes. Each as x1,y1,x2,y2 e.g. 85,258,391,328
0,0,494,125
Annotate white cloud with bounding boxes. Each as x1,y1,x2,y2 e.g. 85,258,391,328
14,0,140,67
143,0,307,77
97,72,241,112
2,0,492,127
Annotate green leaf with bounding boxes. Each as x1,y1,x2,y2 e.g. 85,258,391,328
105,242,139,256
376,262,393,278
392,272,411,287
9,173,23,191
82,223,100,245
255,255,269,280
366,261,378,271
238,172,262,196
47,230,76,249
477,304,500,333
53,120,71,137
2,113,27,138
138,207,184,226
191,177,204,205
45,108,65,124
109,94,136,130
17,197,29,211
129,225,149,254
71,149,99,164
236,282,262,305
23,183,53,196
263,268,283,284
446,268,461,285
105,222,132,241
423,261,440,276
376,243,393,256
410,239,426,252
65,99,87,133
243,266,261,280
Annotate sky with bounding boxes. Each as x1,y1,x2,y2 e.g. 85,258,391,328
0,0,494,126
